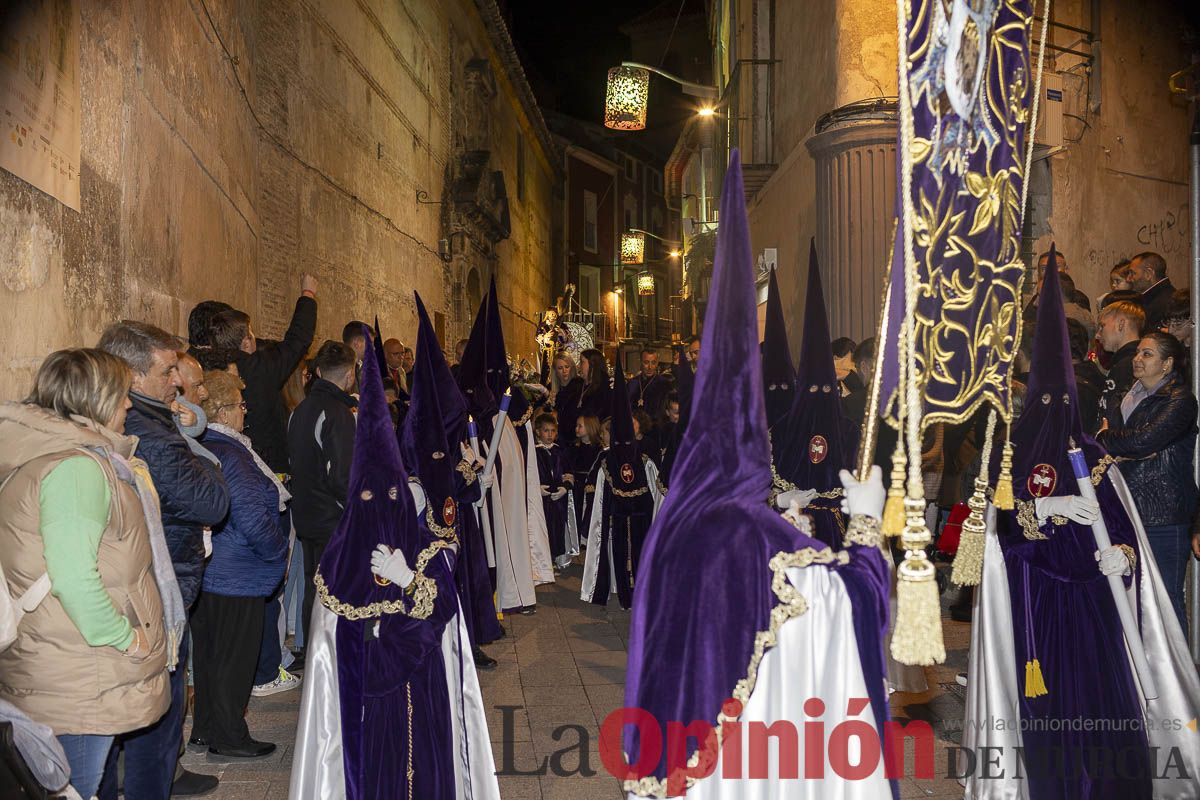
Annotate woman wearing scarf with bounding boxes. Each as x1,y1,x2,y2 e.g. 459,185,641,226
191,370,289,758
0,349,185,798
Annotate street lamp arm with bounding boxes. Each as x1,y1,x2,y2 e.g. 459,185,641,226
620,61,718,100
628,228,680,246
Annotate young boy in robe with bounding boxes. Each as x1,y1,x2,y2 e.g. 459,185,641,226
534,413,570,570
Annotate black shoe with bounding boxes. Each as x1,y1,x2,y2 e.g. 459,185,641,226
473,647,498,670
172,769,220,796
519,605,537,615
208,739,277,759
288,651,306,672
187,735,209,750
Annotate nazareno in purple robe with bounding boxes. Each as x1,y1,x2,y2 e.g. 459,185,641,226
770,239,859,549
315,324,461,800
993,248,1150,799
623,152,895,796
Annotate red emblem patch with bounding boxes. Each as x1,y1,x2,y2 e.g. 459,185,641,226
1027,464,1057,498
620,463,635,484
443,497,457,527
809,435,828,464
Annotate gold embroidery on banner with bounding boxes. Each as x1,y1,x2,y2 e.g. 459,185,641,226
1016,499,1048,541
1091,455,1118,486
624,546,848,797
315,540,453,621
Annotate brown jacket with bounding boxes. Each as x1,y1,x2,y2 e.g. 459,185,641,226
0,403,169,734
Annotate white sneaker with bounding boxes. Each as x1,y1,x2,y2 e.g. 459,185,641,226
252,667,302,697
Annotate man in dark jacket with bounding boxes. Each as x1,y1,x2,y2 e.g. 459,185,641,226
287,340,358,644
1096,300,1146,427
198,274,317,473
626,347,674,419
1130,251,1176,331
98,320,230,800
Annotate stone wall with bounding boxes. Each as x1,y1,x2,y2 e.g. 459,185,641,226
0,0,557,400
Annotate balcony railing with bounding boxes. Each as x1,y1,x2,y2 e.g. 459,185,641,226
722,59,777,169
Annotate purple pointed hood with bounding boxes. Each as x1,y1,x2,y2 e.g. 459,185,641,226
485,277,532,426
606,356,646,491
772,239,854,495
456,292,497,425
1008,245,1105,498
400,294,461,534
623,152,824,788
317,323,423,614
762,267,795,429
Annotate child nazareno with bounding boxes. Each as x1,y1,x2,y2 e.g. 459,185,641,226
534,413,571,570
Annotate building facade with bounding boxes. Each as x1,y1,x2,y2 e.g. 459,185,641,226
0,0,559,399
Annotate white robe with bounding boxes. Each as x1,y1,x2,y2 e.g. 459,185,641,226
288,554,499,800
520,419,556,584
962,469,1200,799
580,459,664,603
481,416,541,610
627,562,891,799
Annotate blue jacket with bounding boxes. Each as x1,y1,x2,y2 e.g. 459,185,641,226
201,429,289,597
124,393,229,609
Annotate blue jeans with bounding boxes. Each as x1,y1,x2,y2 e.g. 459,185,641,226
57,733,114,797
254,591,294,685
283,537,306,651
1146,523,1191,634
97,633,188,800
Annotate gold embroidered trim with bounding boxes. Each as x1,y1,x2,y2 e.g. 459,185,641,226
456,459,478,484
1049,514,1069,526
1117,543,1137,572
1016,499,1048,540
425,506,458,543
515,406,535,427
845,514,883,548
314,540,452,621
405,681,414,800
624,546,847,797
605,469,650,497
1091,455,1118,486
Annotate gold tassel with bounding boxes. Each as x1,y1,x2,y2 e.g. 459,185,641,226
994,440,1015,510
950,478,989,586
891,499,946,666
1024,659,1048,698
882,449,907,537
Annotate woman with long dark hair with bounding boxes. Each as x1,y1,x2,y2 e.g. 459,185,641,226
1099,330,1199,631
548,353,584,447
577,348,612,420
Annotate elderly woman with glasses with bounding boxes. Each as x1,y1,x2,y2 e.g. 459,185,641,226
189,370,289,758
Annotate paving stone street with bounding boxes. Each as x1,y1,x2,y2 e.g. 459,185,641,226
184,565,972,799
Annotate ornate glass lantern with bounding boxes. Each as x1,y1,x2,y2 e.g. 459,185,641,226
637,272,656,296
604,66,650,131
620,231,645,265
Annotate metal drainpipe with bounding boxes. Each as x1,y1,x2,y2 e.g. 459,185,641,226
1189,106,1200,662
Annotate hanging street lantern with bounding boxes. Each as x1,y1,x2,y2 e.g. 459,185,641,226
604,66,650,131
637,272,656,296
620,231,645,265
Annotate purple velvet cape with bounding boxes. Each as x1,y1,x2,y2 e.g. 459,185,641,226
402,293,502,647
771,240,857,549
316,326,460,799
623,153,893,793
762,266,796,430
994,250,1150,798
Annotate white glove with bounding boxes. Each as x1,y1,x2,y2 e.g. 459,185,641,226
783,504,814,534
1035,495,1100,525
408,482,427,515
540,484,552,497
1096,546,1131,577
838,466,885,520
460,442,479,465
478,471,494,492
551,487,568,501
775,488,818,511
371,544,415,588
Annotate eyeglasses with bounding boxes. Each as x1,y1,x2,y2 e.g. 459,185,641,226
219,401,247,412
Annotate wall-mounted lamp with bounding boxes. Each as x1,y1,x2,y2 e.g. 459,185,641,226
603,62,718,132
620,231,645,265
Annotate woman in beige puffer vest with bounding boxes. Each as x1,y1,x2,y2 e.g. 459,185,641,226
0,350,169,797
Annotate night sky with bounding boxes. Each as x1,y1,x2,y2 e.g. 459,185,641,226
504,0,699,158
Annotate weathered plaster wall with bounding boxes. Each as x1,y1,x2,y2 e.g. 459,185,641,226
0,0,555,400
1028,0,1194,304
